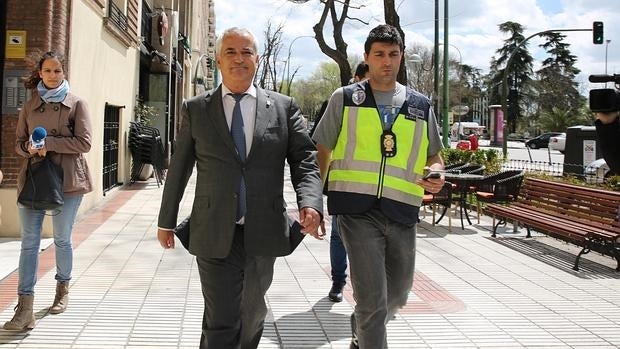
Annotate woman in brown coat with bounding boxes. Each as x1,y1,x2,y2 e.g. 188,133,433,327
3,51,93,331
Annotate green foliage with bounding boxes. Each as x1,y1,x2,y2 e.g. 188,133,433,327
535,32,583,120
486,22,535,133
605,175,620,191
290,61,342,121
440,148,504,174
537,106,590,132
134,99,158,126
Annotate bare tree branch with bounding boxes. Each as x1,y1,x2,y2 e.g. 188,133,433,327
256,21,285,91
286,0,372,86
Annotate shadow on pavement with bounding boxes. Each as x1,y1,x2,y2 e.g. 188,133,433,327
267,297,352,348
489,237,620,279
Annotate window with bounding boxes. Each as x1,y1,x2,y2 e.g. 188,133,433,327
103,0,139,47
103,103,122,194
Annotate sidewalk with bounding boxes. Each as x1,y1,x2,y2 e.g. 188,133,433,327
1,170,620,348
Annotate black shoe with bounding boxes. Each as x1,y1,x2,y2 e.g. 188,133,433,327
328,283,344,302
350,313,359,348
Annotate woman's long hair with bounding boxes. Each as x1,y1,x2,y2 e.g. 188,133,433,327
24,51,66,90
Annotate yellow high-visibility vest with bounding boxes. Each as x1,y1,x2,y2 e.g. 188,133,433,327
328,89,430,208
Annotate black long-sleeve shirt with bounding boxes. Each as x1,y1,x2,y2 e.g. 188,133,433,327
595,117,620,175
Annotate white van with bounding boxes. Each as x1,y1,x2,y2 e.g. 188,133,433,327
450,122,485,141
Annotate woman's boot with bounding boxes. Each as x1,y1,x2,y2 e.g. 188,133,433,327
2,294,36,331
49,281,69,314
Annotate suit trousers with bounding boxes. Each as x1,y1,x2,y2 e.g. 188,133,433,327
196,226,276,349
339,209,417,349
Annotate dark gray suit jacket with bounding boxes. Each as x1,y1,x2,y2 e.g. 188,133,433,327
158,85,323,258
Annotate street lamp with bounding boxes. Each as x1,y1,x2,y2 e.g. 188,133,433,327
284,35,314,95
409,53,427,66
605,39,611,75
452,105,469,126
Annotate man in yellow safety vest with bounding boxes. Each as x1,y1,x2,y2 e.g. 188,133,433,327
312,24,445,349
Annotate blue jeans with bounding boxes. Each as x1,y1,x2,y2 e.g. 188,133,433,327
330,215,347,286
17,195,83,295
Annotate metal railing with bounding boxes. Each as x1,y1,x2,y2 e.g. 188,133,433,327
108,1,128,32
501,159,610,184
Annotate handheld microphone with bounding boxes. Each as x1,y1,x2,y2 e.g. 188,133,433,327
30,127,47,149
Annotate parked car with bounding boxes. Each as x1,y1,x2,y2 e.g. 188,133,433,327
525,132,562,149
584,158,610,184
548,133,566,153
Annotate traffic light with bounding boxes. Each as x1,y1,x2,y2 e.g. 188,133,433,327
593,21,604,44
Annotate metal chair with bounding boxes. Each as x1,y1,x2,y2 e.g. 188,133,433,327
449,163,485,212
444,162,468,171
421,181,454,231
475,171,525,223
453,164,485,175
129,122,167,187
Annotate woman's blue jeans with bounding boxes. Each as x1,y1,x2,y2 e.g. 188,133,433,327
17,195,83,295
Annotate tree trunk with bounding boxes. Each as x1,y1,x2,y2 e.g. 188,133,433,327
384,0,407,85
310,0,352,86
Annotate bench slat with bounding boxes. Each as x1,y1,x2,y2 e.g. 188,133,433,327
484,177,620,271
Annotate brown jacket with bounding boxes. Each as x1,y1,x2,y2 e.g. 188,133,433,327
15,92,93,197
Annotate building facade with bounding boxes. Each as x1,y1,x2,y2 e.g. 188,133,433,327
0,0,216,236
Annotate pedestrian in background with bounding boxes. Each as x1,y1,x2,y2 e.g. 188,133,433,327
157,27,323,349
4,51,93,331
326,61,369,303
468,131,479,151
312,24,444,348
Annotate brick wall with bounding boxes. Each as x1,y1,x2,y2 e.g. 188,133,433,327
1,0,70,186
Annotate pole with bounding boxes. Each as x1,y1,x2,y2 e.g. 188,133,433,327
442,0,449,148
434,0,444,146
605,39,611,75
166,1,174,159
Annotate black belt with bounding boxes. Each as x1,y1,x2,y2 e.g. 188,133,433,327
235,224,244,231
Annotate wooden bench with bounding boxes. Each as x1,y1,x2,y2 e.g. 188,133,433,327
485,177,620,271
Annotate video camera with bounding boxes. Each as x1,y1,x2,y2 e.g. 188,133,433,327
589,74,620,112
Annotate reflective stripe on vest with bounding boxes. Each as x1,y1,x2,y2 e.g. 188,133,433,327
329,104,429,206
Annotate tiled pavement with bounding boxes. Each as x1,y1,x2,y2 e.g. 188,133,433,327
1,170,620,349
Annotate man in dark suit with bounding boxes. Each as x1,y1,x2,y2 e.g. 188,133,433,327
157,27,323,349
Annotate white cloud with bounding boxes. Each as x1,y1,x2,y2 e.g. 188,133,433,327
215,0,620,89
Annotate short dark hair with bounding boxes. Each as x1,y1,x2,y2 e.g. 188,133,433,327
354,62,369,79
364,24,404,54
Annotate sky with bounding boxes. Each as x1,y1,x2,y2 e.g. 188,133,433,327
214,0,620,91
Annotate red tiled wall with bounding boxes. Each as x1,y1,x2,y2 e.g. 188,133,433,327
1,0,70,186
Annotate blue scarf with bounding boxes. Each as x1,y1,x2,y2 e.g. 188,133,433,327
37,80,70,103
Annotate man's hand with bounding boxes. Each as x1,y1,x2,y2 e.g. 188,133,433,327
416,176,445,194
299,207,325,240
417,164,445,194
158,228,175,249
